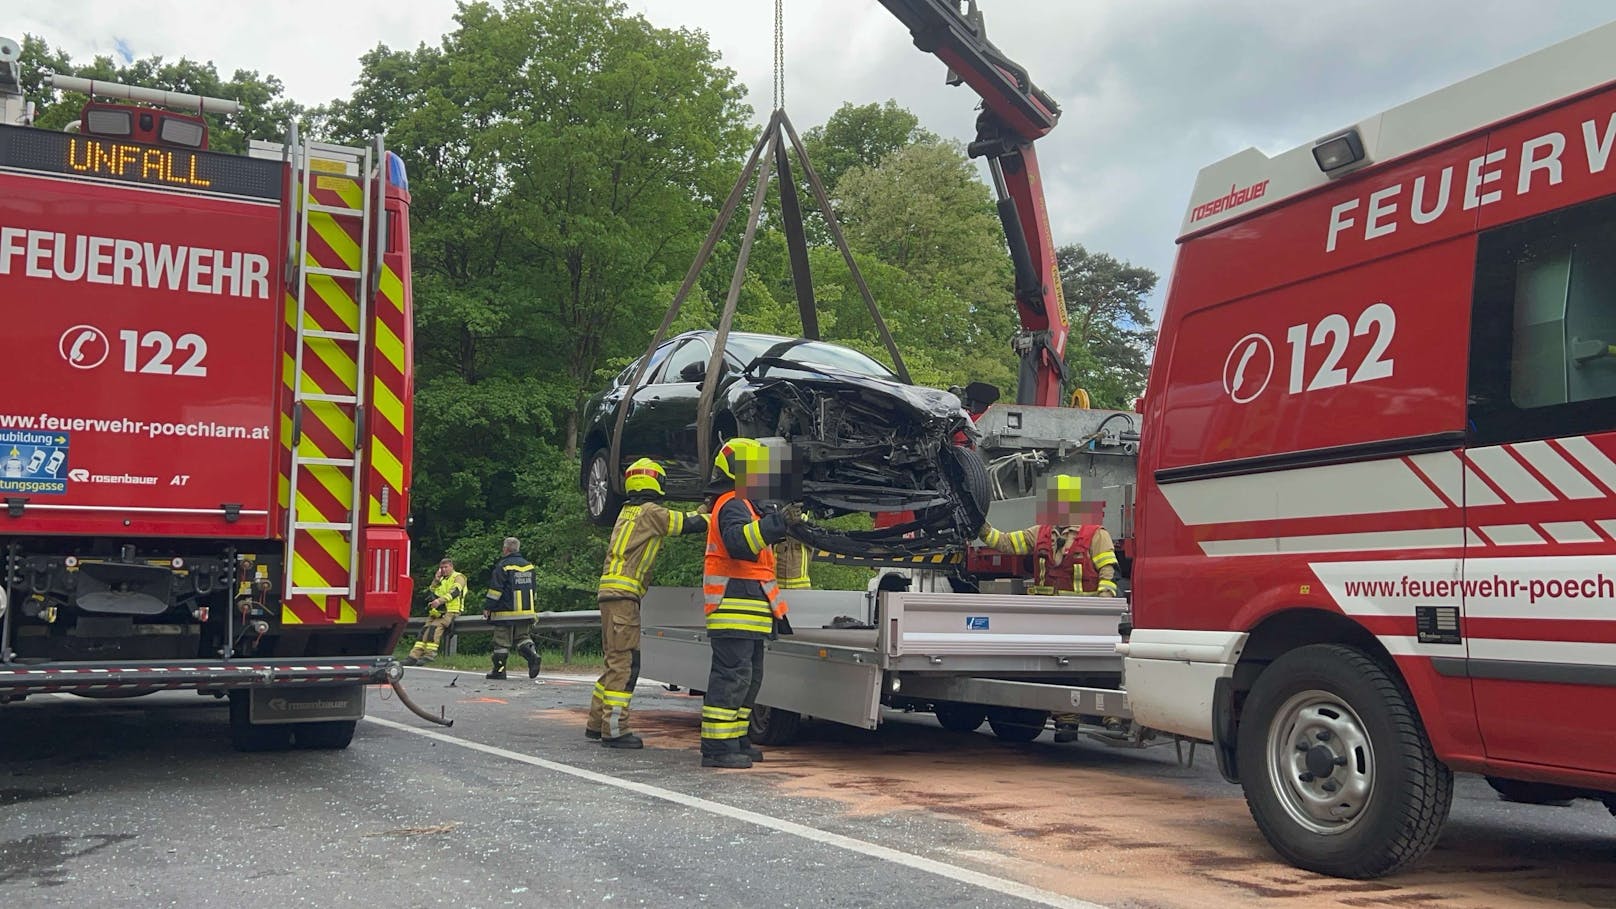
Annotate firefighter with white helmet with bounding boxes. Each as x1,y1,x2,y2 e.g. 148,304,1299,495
978,473,1119,741
587,458,708,749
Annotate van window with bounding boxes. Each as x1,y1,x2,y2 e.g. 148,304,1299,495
1468,193,1616,445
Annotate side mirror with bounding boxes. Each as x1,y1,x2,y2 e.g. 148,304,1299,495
679,362,707,383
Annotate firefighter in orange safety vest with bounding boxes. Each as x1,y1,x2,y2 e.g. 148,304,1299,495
977,474,1119,743
588,458,708,749
699,438,802,769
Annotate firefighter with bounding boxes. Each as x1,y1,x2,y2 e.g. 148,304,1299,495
405,557,466,666
773,532,813,591
588,458,709,749
700,438,800,769
977,474,1119,742
482,536,541,680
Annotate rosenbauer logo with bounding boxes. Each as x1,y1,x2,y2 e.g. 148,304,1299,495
1191,179,1271,222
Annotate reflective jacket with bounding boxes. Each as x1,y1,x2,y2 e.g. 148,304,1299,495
598,500,707,603
773,538,813,590
703,491,789,637
430,571,468,615
484,553,538,622
981,523,1119,596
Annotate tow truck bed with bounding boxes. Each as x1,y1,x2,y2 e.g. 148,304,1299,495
641,587,1129,736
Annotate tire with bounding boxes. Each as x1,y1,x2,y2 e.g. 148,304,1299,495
940,444,991,532
294,720,359,750
584,447,624,527
986,707,1048,742
748,704,802,746
934,702,987,733
1484,776,1577,807
228,691,293,753
1236,644,1453,879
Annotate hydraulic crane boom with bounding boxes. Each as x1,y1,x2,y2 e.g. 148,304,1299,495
877,0,1069,407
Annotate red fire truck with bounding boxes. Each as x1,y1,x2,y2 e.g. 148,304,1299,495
1126,21,1616,877
0,48,416,750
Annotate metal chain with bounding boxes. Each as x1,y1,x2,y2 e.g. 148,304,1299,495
773,0,785,111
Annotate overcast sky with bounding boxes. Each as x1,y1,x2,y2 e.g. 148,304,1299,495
14,1,1616,307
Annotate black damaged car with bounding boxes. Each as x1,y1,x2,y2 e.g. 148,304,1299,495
578,330,988,549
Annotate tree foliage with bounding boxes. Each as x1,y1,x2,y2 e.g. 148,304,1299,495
18,35,308,153
1058,243,1158,409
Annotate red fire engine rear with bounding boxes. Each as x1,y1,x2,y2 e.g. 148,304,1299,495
1128,22,1616,877
0,53,415,750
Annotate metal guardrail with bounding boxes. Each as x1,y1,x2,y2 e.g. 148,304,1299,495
404,610,602,659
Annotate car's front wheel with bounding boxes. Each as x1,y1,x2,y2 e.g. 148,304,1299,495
584,448,624,526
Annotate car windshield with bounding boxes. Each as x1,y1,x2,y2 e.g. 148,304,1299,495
757,339,897,379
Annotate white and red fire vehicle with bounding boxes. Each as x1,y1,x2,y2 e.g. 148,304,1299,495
1127,19,1616,877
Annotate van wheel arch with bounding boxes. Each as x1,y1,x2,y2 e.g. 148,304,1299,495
1219,609,1406,779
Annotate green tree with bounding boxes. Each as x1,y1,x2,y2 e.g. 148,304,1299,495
801,100,934,192
18,35,307,153
1057,243,1158,409
828,137,1018,393
328,0,752,578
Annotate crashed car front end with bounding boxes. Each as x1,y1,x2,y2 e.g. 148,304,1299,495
727,361,984,544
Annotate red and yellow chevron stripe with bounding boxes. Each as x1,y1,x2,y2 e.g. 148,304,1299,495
280,167,366,626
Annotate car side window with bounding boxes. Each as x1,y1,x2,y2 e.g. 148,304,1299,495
619,342,676,387
662,339,712,384
1468,192,1616,445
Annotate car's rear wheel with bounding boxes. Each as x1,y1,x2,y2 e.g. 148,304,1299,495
584,448,623,526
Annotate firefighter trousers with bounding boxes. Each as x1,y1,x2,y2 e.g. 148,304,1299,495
408,613,456,663
701,634,766,756
588,597,641,739
490,619,536,667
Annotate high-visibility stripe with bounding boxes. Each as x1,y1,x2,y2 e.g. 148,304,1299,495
1092,551,1119,569
742,521,766,555
706,616,774,634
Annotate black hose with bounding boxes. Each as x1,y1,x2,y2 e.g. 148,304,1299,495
389,674,454,727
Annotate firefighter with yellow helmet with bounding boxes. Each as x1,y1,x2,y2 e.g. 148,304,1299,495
977,474,1119,741
588,458,708,749
699,438,801,769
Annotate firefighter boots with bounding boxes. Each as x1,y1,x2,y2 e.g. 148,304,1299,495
585,728,602,741
601,732,644,749
517,640,542,679
737,736,765,762
701,753,753,769
486,653,508,680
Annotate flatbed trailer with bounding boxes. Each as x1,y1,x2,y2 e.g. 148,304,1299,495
641,586,1135,745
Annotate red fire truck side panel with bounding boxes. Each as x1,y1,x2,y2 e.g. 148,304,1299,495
1139,74,1616,785
0,173,282,538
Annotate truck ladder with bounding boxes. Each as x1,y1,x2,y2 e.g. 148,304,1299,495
283,135,377,601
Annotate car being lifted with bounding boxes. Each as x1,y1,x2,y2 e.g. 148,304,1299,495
579,330,988,549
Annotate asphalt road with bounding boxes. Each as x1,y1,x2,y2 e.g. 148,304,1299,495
2,669,1612,909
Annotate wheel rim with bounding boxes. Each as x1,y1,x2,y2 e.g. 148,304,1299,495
1265,689,1375,835
586,455,610,517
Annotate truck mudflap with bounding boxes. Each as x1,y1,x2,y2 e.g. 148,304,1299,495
0,657,396,697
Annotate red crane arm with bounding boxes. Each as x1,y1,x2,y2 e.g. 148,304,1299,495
877,0,1069,407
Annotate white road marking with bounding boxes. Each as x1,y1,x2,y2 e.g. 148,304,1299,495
366,715,1109,909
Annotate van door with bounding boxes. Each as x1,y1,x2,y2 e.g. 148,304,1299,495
1464,193,1616,773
